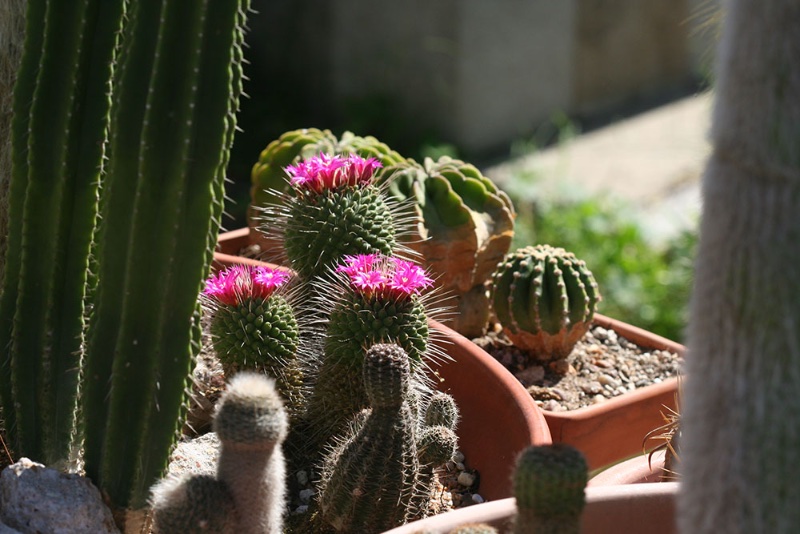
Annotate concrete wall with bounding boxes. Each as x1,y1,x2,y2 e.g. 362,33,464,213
246,0,719,156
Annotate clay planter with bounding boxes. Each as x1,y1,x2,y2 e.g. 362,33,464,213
382,482,679,534
214,228,552,500
589,450,670,486
544,315,684,472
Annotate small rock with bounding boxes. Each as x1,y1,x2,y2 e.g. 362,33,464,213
455,462,465,471
542,399,563,412
593,327,609,341
591,394,607,405
298,488,315,503
457,471,476,487
296,470,309,486
472,494,485,504
548,359,571,375
293,505,309,515
514,365,545,385
452,450,465,464
166,432,220,479
581,381,603,395
0,458,119,533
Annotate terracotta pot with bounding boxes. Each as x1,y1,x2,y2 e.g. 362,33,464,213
382,482,679,534
588,450,669,486
214,228,552,500
544,314,684,472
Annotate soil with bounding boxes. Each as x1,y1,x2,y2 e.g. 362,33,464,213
472,322,683,412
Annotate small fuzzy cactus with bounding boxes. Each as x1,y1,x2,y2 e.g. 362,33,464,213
257,152,405,281
151,373,287,534
512,444,588,534
423,391,461,429
201,265,303,413
318,343,421,533
304,254,435,450
386,156,516,338
215,373,288,534
490,245,600,362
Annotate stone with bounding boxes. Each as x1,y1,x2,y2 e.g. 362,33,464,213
165,432,220,480
0,458,119,533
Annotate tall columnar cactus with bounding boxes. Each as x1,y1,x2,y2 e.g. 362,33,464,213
386,156,516,338
79,0,251,513
248,128,405,231
490,245,600,363
201,265,303,415
151,373,288,534
0,0,125,466
318,343,421,533
263,152,403,281
512,444,588,534
304,253,435,450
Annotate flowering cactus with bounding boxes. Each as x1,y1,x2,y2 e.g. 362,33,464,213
264,153,402,281
304,253,436,453
201,265,302,413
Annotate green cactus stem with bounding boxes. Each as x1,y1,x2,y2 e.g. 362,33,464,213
423,391,461,429
80,0,250,511
215,373,288,534
490,245,600,363
512,444,588,534
386,156,516,338
318,343,421,533
201,265,303,415
0,0,124,466
303,253,434,452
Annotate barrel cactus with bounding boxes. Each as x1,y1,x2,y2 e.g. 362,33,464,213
201,265,303,414
490,245,600,363
512,444,588,534
386,156,516,337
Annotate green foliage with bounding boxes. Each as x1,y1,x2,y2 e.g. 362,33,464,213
511,194,696,342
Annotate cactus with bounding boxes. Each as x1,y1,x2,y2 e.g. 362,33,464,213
151,373,287,534
248,128,405,229
423,391,461,429
215,373,288,534
151,474,239,534
201,265,303,414
512,444,588,534
78,0,251,512
261,152,404,282
386,156,516,337
318,343,421,533
0,0,125,466
304,253,434,450
490,245,600,363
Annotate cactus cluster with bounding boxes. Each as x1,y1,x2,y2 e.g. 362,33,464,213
490,245,600,363
152,373,288,534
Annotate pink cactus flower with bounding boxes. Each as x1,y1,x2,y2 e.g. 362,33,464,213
337,254,432,299
286,153,382,193
204,265,290,306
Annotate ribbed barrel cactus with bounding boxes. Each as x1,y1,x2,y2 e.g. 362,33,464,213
512,444,588,534
201,265,303,414
490,245,600,363
386,156,516,337
318,343,421,533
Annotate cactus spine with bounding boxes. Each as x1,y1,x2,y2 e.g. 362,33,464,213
318,343,421,533
512,444,588,534
0,0,124,465
80,0,251,511
491,245,600,362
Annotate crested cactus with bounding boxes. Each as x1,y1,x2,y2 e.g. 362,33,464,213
318,343,421,533
0,0,125,466
490,245,600,363
151,373,288,534
78,0,252,512
512,444,588,534
248,128,405,232
385,156,516,338
263,152,402,281
304,253,434,450
201,265,303,414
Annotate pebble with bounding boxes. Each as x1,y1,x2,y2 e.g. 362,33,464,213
455,462,465,471
472,494,485,504
580,381,603,395
452,451,465,464
296,470,308,486
591,394,607,404
457,471,476,487
293,505,308,515
298,488,315,503
515,365,545,384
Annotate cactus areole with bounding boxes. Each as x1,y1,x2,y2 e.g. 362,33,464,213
491,245,600,362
